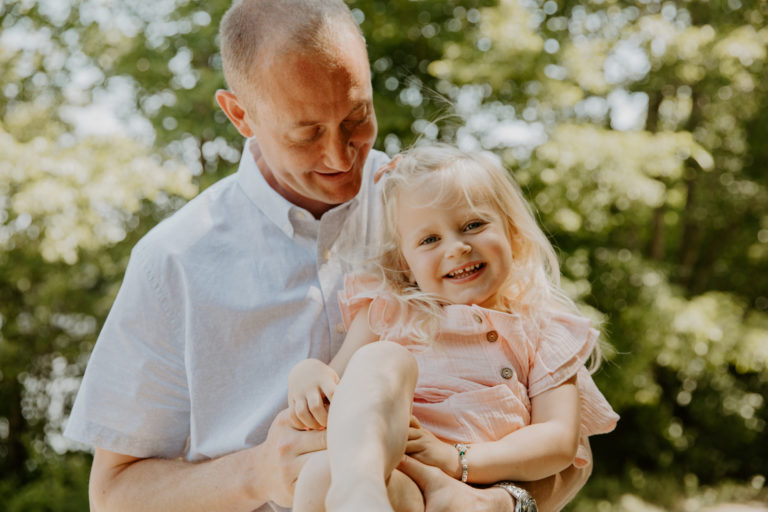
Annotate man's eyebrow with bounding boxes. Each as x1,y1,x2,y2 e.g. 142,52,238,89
291,103,368,128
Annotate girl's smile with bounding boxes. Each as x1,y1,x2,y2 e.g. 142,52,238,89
444,262,485,280
395,186,514,311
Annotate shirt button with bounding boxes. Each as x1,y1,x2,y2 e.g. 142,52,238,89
323,249,331,261
295,210,306,220
500,367,514,380
486,330,499,342
336,323,345,333
472,313,483,324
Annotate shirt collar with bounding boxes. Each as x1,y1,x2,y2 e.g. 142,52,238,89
234,139,359,239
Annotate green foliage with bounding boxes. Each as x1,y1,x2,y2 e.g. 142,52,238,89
432,0,768,507
0,451,91,512
1,0,766,509
0,2,197,503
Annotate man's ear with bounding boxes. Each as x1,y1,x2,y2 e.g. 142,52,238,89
215,89,254,138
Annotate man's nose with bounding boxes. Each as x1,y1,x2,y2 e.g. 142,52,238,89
323,130,355,171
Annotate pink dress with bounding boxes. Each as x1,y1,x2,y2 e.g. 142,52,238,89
339,274,619,468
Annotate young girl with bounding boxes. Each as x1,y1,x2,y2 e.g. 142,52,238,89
288,144,618,512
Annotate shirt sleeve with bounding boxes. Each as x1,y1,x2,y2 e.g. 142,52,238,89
337,273,406,338
527,311,598,397
527,311,619,468
64,240,190,459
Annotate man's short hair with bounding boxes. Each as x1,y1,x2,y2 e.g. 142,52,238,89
219,0,363,97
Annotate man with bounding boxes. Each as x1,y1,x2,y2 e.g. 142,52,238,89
66,1,590,510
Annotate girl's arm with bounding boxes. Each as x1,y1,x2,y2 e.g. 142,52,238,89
406,374,581,483
328,302,378,375
287,303,378,429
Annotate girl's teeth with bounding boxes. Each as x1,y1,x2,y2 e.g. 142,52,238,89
448,264,481,277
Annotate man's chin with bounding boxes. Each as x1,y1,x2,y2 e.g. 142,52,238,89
318,177,363,203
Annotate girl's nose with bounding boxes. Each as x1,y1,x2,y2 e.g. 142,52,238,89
447,239,472,258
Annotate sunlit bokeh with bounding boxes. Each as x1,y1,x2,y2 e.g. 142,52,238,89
1,0,766,510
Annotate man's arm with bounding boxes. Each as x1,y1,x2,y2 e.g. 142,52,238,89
398,456,515,512
398,440,592,512
89,409,326,511
519,439,593,512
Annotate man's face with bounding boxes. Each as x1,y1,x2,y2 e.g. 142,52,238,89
245,29,377,217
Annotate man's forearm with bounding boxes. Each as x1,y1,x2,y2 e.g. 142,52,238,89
90,445,268,512
520,440,593,512
89,409,326,511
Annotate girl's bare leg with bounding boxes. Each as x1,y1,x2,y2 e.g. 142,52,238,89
294,451,332,512
324,342,418,512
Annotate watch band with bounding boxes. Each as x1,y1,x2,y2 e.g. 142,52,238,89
493,481,538,512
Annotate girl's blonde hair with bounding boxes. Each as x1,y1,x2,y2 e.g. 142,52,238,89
370,144,601,370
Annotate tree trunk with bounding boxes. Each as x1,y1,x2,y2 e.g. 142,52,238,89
4,378,28,482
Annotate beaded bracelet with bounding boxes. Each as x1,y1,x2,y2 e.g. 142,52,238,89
454,443,470,482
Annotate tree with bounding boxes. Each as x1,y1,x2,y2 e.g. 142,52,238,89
3,0,767,509
0,2,196,507
425,0,768,507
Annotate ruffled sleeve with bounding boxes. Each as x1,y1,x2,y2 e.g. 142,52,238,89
528,312,619,468
338,273,406,337
527,312,597,397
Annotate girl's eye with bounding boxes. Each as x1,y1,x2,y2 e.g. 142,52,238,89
464,220,486,231
419,235,439,246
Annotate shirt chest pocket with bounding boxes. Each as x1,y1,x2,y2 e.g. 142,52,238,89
413,382,531,445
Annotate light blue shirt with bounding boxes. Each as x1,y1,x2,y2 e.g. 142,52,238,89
65,143,388,511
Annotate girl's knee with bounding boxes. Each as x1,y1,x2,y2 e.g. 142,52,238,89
352,341,417,378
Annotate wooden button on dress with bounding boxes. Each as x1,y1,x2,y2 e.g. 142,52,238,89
486,330,499,342
472,313,483,324
500,367,514,380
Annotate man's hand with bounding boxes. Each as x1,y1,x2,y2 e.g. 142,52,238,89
288,359,339,430
88,408,328,511
397,456,514,512
260,408,328,507
406,415,460,479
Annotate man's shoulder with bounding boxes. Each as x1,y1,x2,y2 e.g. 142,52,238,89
133,173,245,265
357,148,390,201
366,149,390,174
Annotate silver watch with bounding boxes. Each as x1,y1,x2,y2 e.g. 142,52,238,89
493,481,538,512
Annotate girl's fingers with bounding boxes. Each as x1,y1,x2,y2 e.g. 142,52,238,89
319,380,337,402
307,389,328,428
295,398,323,430
288,409,306,430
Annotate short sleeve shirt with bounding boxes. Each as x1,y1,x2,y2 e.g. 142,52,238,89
65,143,389,512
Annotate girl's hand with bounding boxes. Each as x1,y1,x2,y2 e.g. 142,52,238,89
406,416,462,479
287,359,340,430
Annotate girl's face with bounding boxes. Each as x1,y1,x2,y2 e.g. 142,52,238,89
395,185,513,310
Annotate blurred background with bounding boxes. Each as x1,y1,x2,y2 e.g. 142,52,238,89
1,0,767,510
